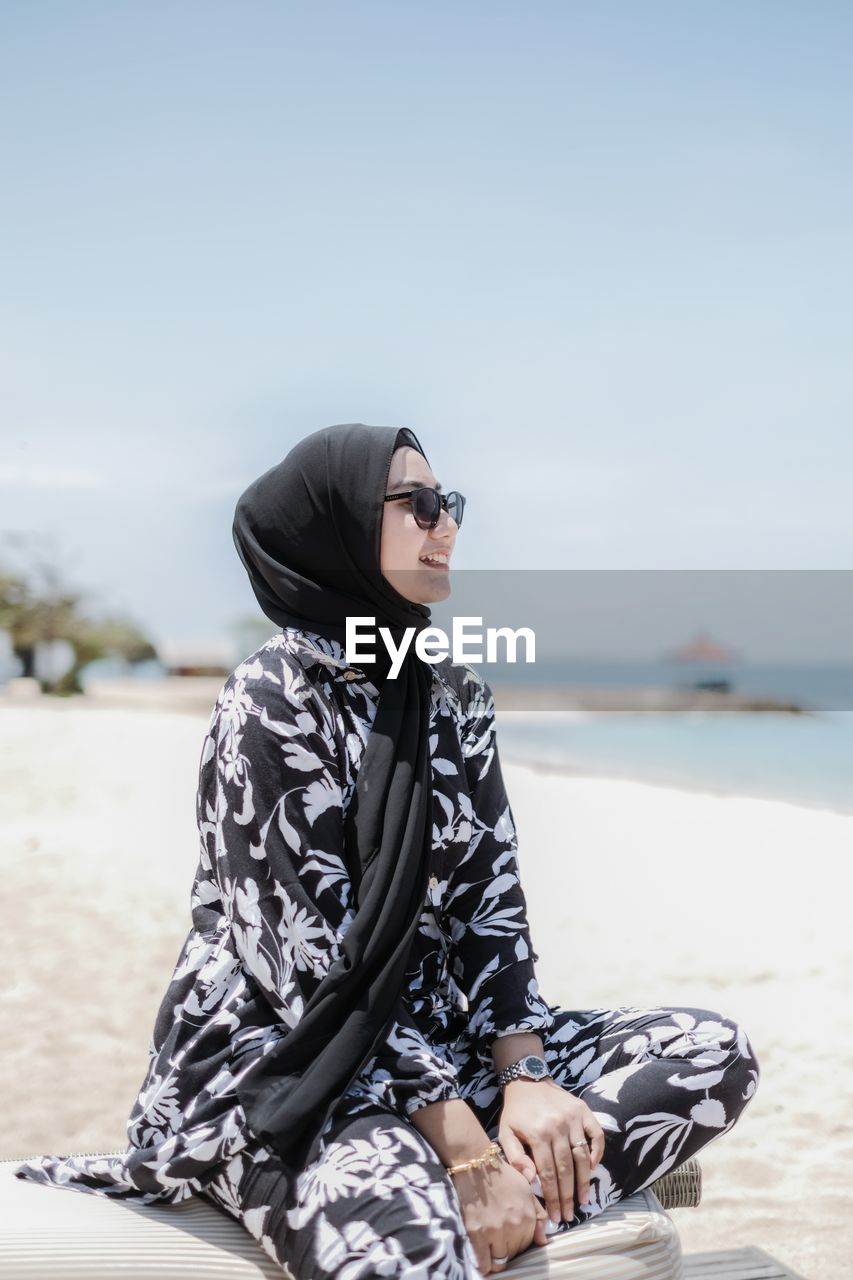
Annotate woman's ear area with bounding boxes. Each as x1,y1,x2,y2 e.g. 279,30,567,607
386,444,437,495
380,444,439,585
380,446,409,572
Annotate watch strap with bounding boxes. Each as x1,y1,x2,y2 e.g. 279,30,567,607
497,1054,552,1088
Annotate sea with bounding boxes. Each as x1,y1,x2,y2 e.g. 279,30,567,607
72,654,853,817
490,659,853,817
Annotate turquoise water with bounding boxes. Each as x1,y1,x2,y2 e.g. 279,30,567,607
485,658,853,711
497,710,853,816
70,654,853,816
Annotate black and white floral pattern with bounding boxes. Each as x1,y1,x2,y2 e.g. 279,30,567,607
14,627,553,1202
197,1001,758,1277
14,628,760,1278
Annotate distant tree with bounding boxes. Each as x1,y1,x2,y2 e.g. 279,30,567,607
56,613,159,693
0,532,158,695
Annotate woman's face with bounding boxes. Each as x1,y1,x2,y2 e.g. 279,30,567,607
380,445,458,604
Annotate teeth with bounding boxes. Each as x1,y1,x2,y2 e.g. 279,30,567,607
420,553,449,564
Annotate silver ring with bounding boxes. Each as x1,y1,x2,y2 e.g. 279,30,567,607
492,1256,509,1267
571,1141,589,1151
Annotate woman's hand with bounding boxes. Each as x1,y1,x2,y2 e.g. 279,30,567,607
453,1158,549,1275
497,1079,606,1225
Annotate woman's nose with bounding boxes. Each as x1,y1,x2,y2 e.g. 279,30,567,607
436,508,458,535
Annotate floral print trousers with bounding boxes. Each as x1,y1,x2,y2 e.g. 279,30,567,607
199,1003,760,1279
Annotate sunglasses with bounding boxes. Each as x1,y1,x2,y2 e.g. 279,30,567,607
383,486,466,530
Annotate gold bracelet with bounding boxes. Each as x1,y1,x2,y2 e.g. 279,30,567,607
445,1140,504,1178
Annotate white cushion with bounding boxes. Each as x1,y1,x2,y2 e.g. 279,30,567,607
1,1158,683,1279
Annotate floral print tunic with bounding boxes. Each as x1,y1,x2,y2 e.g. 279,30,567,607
14,626,556,1203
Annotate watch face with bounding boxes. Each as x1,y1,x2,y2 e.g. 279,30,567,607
522,1055,547,1077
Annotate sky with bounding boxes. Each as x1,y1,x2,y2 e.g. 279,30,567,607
1,1,852,659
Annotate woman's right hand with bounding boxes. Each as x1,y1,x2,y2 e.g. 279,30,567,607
453,1156,550,1274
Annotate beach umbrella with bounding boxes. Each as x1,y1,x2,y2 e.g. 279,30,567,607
666,630,740,664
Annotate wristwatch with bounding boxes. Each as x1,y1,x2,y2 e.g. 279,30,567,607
497,1053,552,1088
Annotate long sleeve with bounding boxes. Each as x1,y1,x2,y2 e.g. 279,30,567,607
445,671,554,1051
201,674,461,1119
354,999,462,1117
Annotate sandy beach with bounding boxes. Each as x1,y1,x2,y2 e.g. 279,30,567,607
1,697,850,1279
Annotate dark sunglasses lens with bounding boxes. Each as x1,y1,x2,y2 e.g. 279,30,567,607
447,492,464,527
412,488,441,528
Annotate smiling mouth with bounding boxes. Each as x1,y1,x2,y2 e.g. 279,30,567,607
419,555,451,569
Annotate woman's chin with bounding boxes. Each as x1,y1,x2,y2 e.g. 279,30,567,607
422,579,452,604
386,567,452,605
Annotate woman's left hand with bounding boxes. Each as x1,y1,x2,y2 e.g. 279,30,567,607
497,1079,606,1225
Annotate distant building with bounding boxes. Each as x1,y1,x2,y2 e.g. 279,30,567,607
667,631,739,665
665,630,740,694
156,636,237,677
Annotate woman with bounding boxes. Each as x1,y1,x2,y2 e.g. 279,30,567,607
15,423,760,1278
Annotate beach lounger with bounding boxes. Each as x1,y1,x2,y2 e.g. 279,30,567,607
0,1153,700,1279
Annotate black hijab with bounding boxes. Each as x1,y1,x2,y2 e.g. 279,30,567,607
231,422,437,1168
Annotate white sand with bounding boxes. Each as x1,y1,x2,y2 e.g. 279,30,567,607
1,700,850,1277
